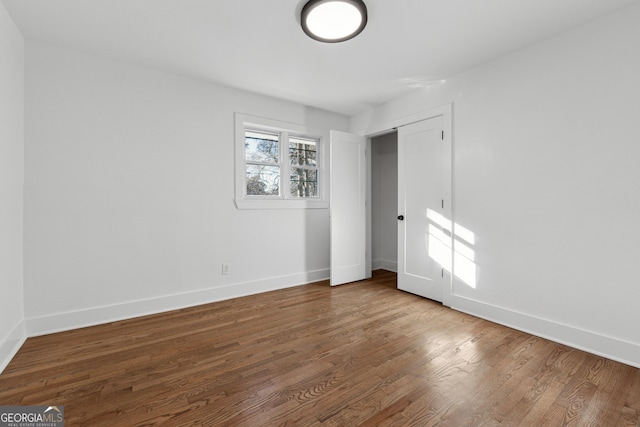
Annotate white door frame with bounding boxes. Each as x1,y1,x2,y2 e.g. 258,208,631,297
364,103,453,307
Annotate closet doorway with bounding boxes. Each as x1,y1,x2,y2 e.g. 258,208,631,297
370,131,398,274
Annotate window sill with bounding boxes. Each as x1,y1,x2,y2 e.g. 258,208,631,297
234,199,329,210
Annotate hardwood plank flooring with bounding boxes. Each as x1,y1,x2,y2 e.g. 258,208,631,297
1,270,638,426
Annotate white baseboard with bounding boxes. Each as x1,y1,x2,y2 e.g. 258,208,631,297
10,269,639,373
26,269,330,337
448,293,640,369
0,320,27,374
372,259,397,272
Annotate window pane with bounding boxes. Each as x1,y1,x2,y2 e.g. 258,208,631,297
290,168,318,198
246,165,280,196
289,137,317,166
245,131,279,163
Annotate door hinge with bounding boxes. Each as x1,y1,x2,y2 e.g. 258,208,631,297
441,130,444,140
441,269,444,278
441,199,444,209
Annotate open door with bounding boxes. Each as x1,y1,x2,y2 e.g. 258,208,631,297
397,116,448,301
330,130,366,286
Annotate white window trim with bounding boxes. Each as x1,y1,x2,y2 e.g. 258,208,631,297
235,113,329,210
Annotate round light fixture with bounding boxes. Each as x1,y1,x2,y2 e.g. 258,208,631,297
301,0,368,43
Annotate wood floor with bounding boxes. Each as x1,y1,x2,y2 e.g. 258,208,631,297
1,270,639,426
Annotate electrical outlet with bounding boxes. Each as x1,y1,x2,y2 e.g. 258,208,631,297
221,264,230,275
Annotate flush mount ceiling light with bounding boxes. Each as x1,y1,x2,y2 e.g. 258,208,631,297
301,0,368,43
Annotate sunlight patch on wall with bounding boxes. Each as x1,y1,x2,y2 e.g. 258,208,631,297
427,224,452,271
426,209,477,288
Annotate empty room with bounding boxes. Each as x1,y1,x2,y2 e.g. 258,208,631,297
1,0,639,425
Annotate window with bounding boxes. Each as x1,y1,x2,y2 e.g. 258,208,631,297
235,114,328,209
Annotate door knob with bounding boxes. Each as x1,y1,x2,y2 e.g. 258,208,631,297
397,215,404,220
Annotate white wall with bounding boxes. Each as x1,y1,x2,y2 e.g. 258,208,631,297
353,4,640,367
24,42,349,335
371,132,398,272
0,2,25,372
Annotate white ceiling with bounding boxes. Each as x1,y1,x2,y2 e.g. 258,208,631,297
3,0,639,116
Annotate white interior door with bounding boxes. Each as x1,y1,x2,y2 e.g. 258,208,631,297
330,130,366,286
397,116,448,301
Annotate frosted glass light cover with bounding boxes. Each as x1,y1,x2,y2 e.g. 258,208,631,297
302,0,367,42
